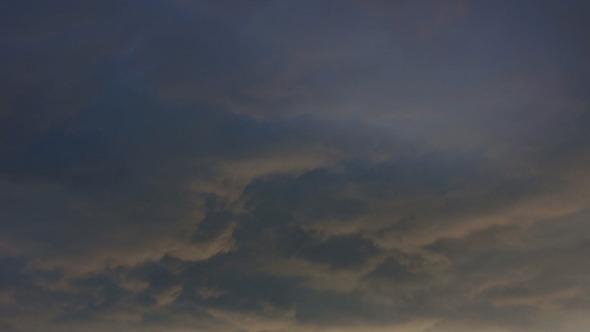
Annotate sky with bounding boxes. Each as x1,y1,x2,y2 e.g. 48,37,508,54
1,1,590,331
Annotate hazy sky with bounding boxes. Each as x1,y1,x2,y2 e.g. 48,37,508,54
1,1,590,331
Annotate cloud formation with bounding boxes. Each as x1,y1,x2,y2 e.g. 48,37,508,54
1,1,589,331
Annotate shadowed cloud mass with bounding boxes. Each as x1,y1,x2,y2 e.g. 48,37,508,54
1,0,589,331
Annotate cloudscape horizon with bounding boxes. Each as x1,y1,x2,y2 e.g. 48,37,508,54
1,1,590,331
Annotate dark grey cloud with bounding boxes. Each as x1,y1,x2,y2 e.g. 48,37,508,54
293,233,379,270
365,257,415,282
1,0,589,332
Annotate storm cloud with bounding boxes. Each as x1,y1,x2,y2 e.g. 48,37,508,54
1,0,589,331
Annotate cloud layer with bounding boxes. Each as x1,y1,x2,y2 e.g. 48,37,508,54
1,1,589,331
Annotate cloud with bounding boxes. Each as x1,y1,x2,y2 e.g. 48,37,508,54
1,0,589,331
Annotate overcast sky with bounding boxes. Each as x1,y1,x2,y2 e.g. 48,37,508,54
1,1,590,331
